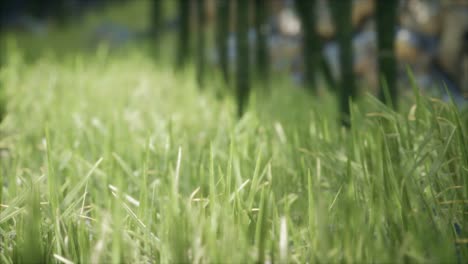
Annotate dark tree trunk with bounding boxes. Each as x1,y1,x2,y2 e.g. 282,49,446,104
196,0,206,88
330,0,356,126
51,0,68,25
216,0,230,84
376,0,398,108
295,0,319,94
151,0,163,40
236,0,250,117
176,0,191,70
320,53,336,91
28,0,48,20
254,0,269,87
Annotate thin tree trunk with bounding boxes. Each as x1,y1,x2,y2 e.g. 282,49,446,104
236,0,250,116
151,0,163,39
295,0,319,94
216,0,230,84
28,0,48,20
51,0,68,26
196,0,206,88
176,0,191,69
254,0,269,87
376,0,398,108
330,0,356,126
376,1,401,215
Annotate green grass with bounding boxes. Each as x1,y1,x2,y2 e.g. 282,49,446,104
1,1,468,262
0,43,467,263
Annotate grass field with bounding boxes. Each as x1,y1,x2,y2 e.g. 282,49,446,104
0,43,467,263
1,2,468,263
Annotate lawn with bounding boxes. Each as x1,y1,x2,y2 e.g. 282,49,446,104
1,2,468,264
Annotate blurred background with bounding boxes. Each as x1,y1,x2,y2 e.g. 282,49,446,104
0,0,467,106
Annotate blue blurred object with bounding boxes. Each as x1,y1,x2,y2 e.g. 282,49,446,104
1,0,28,26
396,28,438,57
0,0,110,27
90,22,144,49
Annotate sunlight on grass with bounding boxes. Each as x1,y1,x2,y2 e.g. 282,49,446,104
0,42,467,263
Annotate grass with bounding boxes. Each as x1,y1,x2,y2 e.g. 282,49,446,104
1,2,468,263
0,43,467,263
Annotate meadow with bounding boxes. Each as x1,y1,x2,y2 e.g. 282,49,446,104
0,43,466,263
1,2,468,264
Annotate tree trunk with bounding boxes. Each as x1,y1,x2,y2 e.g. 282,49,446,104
196,0,206,88
151,0,163,40
216,0,230,84
254,0,269,87
28,0,48,20
176,0,191,70
236,0,250,116
330,0,356,126
51,0,68,26
376,0,398,108
295,0,319,94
